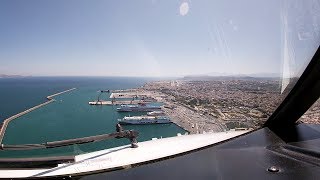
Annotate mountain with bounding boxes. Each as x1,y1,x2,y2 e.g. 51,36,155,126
0,74,29,78
182,72,281,81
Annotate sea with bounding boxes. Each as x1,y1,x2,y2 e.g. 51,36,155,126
0,77,185,158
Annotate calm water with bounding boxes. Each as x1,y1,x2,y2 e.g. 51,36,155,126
0,77,185,158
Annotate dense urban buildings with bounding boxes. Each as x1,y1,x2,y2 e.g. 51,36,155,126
141,77,319,133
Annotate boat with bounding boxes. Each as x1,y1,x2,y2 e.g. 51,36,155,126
147,111,165,116
118,116,171,124
116,104,161,112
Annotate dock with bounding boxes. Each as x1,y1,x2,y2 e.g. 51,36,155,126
0,88,77,144
90,90,155,105
110,92,148,99
110,92,138,99
111,89,137,93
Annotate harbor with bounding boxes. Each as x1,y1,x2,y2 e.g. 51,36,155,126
88,87,227,134
89,91,172,125
0,78,249,158
0,79,186,158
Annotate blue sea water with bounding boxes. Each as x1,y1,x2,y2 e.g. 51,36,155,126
0,77,185,158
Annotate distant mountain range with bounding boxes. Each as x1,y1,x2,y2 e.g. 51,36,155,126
195,72,280,77
182,72,281,81
0,74,30,78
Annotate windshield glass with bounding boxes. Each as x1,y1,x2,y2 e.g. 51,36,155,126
0,0,319,159
299,97,320,124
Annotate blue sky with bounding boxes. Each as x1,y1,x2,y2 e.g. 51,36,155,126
0,0,319,77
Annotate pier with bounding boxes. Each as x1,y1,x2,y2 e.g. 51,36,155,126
46,88,76,100
110,92,148,99
0,88,76,144
110,92,136,98
89,90,155,105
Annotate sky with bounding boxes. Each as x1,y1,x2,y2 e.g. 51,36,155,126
0,0,319,77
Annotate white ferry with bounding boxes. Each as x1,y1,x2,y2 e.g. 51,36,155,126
147,111,165,116
116,104,161,112
118,116,171,124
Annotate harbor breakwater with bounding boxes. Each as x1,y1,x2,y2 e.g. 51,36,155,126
0,88,76,144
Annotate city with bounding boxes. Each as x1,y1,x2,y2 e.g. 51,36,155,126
141,77,291,133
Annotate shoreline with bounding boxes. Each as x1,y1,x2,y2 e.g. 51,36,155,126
0,88,76,144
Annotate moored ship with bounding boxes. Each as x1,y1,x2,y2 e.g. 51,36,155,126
116,104,161,112
118,116,171,124
147,111,166,116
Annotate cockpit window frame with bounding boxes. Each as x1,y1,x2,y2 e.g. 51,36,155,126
264,45,320,137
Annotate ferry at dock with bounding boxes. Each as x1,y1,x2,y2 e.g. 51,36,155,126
147,111,165,116
118,116,171,124
116,104,161,112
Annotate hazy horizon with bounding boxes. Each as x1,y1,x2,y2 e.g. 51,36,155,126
0,71,283,79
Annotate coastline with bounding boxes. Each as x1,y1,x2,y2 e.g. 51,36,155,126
0,88,76,144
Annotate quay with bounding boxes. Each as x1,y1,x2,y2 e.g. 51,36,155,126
90,90,155,105
111,89,137,93
110,92,138,99
0,88,76,144
110,92,148,99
